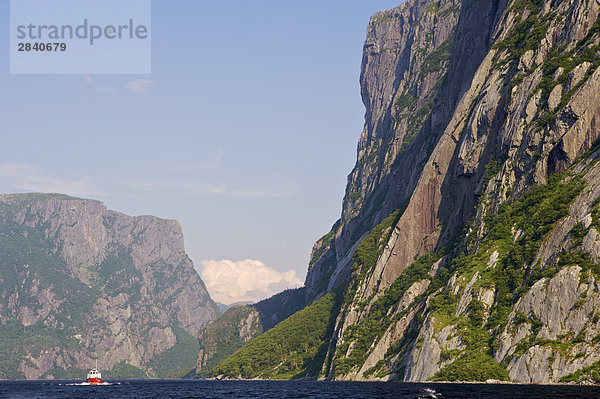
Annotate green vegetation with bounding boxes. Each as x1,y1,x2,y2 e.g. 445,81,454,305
104,361,149,379
0,321,27,379
309,220,341,268
212,292,341,379
392,33,453,154
395,92,415,114
372,14,394,24
345,189,363,204
253,288,307,331
0,211,98,379
495,1,550,62
592,198,600,231
196,306,263,378
416,168,585,382
424,2,439,14
555,250,600,277
570,222,588,247
429,276,509,381
474,172,585,332
344,209,404,309
421,36,452,77
401,97,435,152
0,317,87,379
148,325,200,378
41,366,87,379
335,253,440,376
438,5,459,20
391,35,453,152
560,360,600,383
496,3,600,127
431,351,509,381
96,249,143,297
534,32,600,127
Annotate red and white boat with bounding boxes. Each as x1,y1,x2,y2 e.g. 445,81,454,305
86,362,103,385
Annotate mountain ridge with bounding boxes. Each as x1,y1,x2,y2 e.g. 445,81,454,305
0,193,218,379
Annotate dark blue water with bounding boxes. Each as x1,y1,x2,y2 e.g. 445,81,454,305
0,380,599,399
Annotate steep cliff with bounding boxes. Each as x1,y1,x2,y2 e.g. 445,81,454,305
211,0,600,383
306,0,462,300
325,0,600,382
0,193,218,379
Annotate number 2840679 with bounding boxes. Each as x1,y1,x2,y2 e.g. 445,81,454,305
18,43,67,52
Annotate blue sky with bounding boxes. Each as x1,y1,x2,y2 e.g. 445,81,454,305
0,0,403,303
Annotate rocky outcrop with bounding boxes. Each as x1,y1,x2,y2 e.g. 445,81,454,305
0,193,218,379
492,157,600,383
306,0,600,383
497,264,600,383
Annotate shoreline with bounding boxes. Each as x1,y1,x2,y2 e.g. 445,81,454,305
194,376,598,386
0,377,597,386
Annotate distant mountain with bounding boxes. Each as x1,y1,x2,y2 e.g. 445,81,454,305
209,0,600,383
0,193,219,379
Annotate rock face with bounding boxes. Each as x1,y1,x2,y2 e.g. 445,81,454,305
306,0,462,300
0,193,218,379
206,0,600,383
302,0,600,383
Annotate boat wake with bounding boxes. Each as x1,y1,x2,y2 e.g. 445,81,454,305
63,382,119,386
416,387,441,399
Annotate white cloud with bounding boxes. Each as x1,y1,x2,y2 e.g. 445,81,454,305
125,79,154,93
200,259,303,305
0,163,107,198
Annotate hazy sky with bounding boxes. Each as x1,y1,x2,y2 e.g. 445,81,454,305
0,0,403,304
